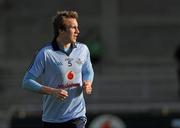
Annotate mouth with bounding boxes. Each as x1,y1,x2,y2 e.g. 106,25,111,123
74,35,78,39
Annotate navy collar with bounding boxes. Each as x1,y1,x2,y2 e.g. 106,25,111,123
51,41,77,56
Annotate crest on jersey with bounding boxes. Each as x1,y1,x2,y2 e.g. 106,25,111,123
76,58,83,65
66,71,75,80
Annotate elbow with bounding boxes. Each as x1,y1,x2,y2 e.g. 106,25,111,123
22,78,28,90
22,72,32,90
22,73,31,90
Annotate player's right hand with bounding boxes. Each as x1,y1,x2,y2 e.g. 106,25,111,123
52,89,68,100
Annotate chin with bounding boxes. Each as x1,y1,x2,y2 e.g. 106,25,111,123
72,40,77,43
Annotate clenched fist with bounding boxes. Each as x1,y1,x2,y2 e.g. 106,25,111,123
83,81,92,94
52,88,68,100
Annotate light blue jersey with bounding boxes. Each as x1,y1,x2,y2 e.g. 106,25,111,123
22,42,94,123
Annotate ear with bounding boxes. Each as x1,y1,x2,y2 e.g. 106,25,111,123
58,29,65,34
59,25,67,32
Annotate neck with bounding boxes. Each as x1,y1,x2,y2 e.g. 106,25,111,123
56,36,71,48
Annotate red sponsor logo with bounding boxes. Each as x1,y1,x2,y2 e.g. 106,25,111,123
67,71,75,80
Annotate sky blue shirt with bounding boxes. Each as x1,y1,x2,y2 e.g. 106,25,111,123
22,42,94,123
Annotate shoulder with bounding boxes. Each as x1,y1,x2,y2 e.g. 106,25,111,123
76,42,89,51
37,42,54,53
35,42,53,57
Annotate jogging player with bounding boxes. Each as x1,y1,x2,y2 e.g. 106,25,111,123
22,10,94,128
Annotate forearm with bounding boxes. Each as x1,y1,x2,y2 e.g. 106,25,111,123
82,63,94,82
22,72,68,98
82,63,94,94
40,86,56,95
22,72,54,95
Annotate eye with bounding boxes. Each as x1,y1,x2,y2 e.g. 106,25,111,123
70,26,76,29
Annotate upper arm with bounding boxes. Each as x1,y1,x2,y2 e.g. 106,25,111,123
82,45,94,81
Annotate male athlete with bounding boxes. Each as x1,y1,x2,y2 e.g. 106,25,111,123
22,10,94,128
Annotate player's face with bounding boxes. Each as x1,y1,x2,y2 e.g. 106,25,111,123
63,18,80,43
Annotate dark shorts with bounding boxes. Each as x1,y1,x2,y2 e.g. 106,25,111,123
42,117,87,128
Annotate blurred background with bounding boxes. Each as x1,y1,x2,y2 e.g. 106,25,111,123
1,0,180,127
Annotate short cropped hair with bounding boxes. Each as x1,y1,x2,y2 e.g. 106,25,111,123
52,10,78,41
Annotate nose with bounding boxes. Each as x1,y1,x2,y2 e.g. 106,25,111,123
75,27,80,34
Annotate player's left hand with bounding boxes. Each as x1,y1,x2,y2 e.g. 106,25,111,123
83,81,92,94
